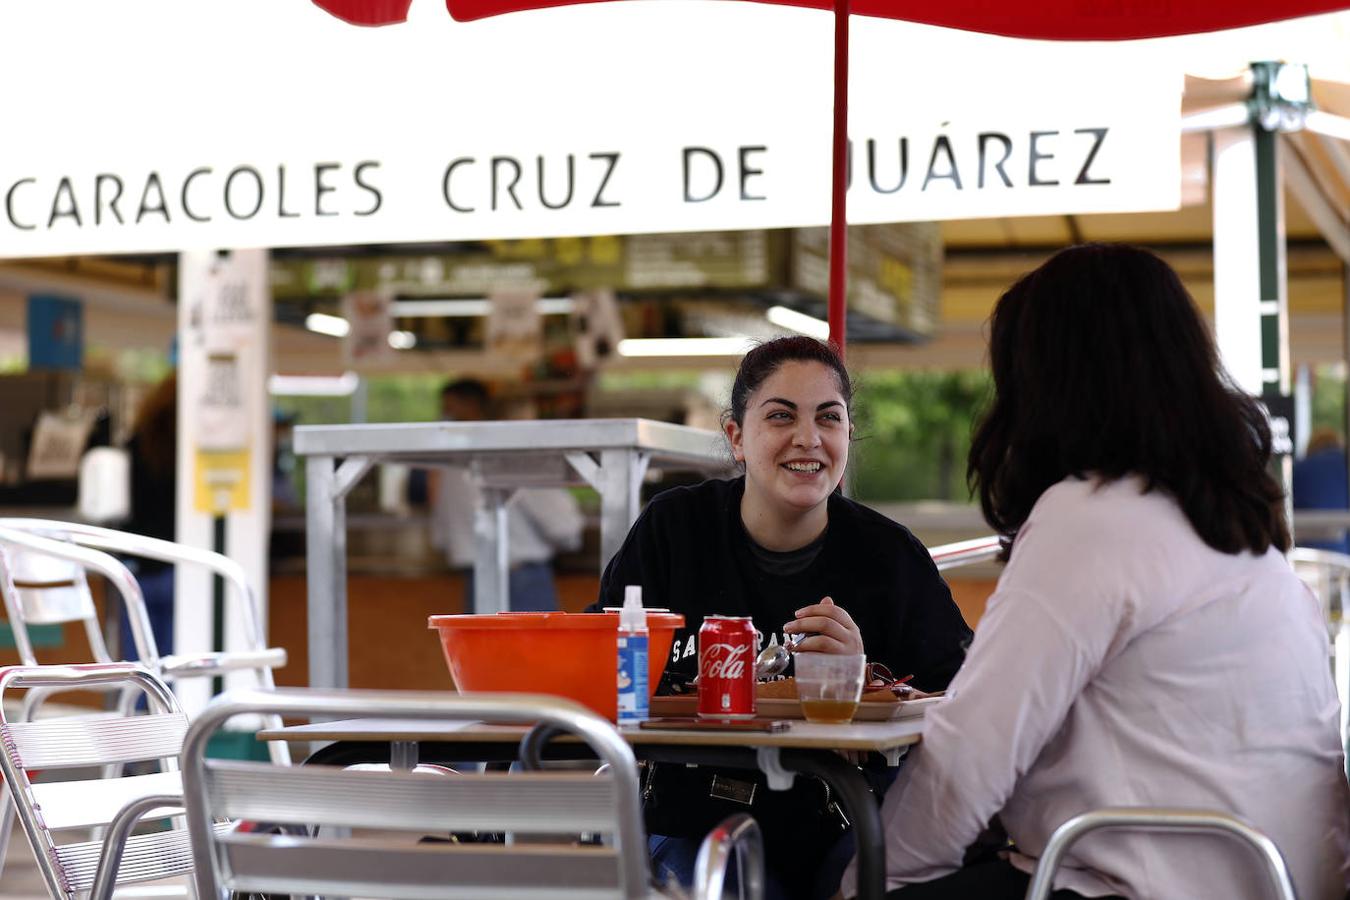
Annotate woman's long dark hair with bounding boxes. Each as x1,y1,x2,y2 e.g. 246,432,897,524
968,243,1289,556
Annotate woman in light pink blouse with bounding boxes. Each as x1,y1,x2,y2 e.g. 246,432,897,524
845,244,1350,900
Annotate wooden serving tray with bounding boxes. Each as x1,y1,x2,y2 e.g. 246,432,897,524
650,695,938,721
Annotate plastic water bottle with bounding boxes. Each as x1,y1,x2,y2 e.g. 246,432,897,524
616,585,649,725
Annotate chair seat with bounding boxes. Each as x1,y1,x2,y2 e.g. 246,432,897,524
160,647,286,677
31,771,182,831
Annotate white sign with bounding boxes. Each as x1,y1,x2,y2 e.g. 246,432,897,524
0,2,1185,258
26,409,97,480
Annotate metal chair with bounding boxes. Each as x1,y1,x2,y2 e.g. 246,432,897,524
0,523,290,883
1291,546,1350,759
0,663,229,900
1024,808,1298,900
0,521,289,760
181,687,765,900
0,518,287,692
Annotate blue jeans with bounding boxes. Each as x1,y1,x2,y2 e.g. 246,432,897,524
463,561,559,612
120,565,175,660
649,830,857,900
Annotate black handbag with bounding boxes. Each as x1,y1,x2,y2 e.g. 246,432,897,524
641,761,851,849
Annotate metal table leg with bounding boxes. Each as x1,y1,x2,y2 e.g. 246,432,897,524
597,449,649,570
638,745,887,900
305,454,345,690
473,485,514,614
780,749,886,900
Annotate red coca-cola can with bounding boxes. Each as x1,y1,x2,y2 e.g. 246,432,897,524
698,615,757,719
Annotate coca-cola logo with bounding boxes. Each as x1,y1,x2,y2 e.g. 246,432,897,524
701,642,750,680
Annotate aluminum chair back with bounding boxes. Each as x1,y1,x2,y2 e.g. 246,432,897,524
0,664,210,900
0,519,290,766
1024,808,1298,900
0,527,156,667
182,689,657,900
0,518,267,657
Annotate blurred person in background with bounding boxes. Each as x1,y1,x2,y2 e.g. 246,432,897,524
1292,427,1350,554
121,371,177,658
847,244,1350,900
431,378,584,611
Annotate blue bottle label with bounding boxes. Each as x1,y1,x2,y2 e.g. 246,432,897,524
617,633,649,724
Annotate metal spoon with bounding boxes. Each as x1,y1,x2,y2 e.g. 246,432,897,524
754,633,804,679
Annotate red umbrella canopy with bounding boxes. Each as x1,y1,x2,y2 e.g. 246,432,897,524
317,0,1350,40
314,0,1350,355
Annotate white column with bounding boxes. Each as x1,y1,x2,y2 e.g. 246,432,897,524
1212,128,1265,396
175,249,273,717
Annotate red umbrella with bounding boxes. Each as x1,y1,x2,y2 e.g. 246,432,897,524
314,0,1350,355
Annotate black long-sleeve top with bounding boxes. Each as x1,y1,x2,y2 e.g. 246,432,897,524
595,477,971,693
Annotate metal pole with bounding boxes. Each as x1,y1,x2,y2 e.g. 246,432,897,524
305,454,347,689
473,486,512,614
597,449,647,572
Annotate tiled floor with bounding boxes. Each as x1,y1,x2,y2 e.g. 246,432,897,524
0,834,46,900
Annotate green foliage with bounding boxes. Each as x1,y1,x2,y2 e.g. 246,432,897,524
364,374,443,423
1313,366,1346,444
850,370,990,503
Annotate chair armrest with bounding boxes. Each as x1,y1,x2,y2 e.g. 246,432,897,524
87,793,187,900
160,648,287,677
693,812,764,900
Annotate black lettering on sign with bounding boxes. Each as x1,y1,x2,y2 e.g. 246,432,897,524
977,133,1013,188
354,161,382,216
491,156,523,211
590,152,620,208
224,167,265,220
922,135,962,191
314,162,340,217
738,146,766,201
682,147,723,203
442,158,475,213
96,174,125,225
6,179,35,230
1074,128,1111,185
538,154,575,210
48,177,82,228
136,172,171,224
182,168,212,223
1028,131,1059,186
276,165,300,219
867,138,908,194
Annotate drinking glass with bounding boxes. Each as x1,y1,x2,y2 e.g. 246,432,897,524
795,653,866,724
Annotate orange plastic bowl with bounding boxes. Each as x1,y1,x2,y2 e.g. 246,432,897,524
428,611,685,720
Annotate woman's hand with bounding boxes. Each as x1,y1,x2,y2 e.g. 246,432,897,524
784,596,865,655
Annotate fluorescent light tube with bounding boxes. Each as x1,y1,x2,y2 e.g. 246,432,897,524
617,337,756,357
391,297,574,318
305,312,350,337
268,372,361,396
767,305,830,339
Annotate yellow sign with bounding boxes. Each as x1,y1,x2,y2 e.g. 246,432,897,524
194,449,251,514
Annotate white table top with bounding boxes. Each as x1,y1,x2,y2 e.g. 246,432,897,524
257,715,924,751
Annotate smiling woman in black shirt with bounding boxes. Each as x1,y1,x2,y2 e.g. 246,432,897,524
595,336,971,900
